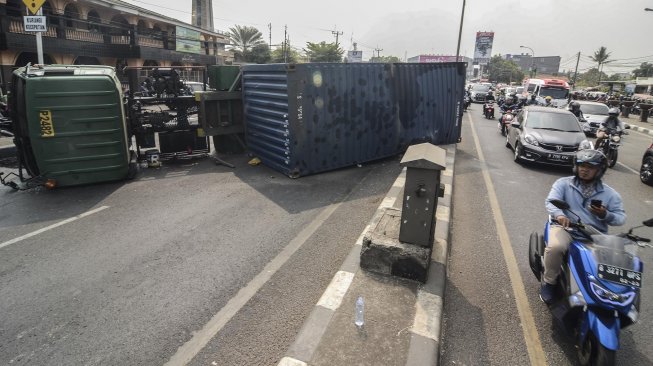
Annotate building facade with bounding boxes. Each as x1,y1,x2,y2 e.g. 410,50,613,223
0,0,231,88
504,54,561,76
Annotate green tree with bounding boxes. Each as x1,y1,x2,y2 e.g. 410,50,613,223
228,25,265,54
246,44,272,64
487,55,525,84
369,55,402,63
271,46,300,63
590,46,611,84
304,41,344,62
576,68,609,87
632,62,653,78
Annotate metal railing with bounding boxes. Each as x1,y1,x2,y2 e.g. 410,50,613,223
137,35,164,48
110,35,130,45
65,28,104,43
9,19,57,37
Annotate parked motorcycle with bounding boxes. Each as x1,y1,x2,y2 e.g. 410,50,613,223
596,127,629,168
483,102,495,119
529,199,652,366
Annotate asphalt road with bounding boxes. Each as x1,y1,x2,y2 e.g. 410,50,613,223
442,104,653,365
0,153,402,365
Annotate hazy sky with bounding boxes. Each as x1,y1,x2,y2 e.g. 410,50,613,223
123,0,653,73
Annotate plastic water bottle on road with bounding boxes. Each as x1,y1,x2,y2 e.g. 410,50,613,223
355,296,364,328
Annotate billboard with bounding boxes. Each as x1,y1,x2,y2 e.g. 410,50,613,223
176,26,202,54
347,50,363,63
473,31,494,65
418,55,463,63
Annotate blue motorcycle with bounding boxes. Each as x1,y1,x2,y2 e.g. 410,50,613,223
529,199,653,366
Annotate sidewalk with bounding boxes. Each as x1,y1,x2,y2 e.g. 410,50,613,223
278,144,456,366
622,115,653,136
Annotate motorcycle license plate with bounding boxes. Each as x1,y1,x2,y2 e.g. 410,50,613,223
597,263,642,288
547,154,569,161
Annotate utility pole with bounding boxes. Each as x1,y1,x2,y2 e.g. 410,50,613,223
572,52,581,90
331,29,343,46
268,23,272,50
374,47,383,59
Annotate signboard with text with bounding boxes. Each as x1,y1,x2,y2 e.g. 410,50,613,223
347,50,363,63
175,26,202,54
24,16,46,32
473,31,494,65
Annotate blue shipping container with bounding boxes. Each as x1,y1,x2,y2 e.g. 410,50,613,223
242,62,465,177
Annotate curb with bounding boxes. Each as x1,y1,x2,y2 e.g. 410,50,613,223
278,144,457,366
625,122,653,136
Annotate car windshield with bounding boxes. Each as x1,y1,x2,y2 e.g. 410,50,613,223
580,104,609,115
525,111,582,132
472,84,490,92
515,87,524,94
539,87,568,99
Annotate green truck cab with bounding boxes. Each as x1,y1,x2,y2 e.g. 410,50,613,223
10,65,133,187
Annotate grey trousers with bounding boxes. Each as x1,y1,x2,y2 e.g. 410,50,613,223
543,226,573,285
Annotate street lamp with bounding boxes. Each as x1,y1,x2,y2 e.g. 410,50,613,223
520,45,535,78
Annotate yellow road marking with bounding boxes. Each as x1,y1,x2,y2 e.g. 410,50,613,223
467,113,547,366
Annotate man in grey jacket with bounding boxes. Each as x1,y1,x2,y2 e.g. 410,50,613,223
541,149,626,304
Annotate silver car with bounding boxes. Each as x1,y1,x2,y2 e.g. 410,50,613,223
568,101,609,136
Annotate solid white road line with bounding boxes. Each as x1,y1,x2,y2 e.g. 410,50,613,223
0,206,110,250
467,113,548,366
617,162,641,175
316,271,355,311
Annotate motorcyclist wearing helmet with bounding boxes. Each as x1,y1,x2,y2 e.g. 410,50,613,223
527,94,539,106
569,101,584,120
540,149,626,304
500,93,520,112
544,96,553,107
595,107,624,149
484,90,495,103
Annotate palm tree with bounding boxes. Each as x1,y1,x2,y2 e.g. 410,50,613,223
228,25,264,54
590,46,611,84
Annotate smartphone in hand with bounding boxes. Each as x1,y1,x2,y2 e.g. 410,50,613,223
591,199,602,208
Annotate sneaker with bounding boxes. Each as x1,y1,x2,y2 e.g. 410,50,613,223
540,283,556,305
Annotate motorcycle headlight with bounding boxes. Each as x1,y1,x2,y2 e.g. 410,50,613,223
523,134,539,146
611,135,621,142
588,277,636,306
579,140,593,150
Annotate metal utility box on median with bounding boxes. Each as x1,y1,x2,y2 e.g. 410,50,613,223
10,65,131,187
399,143,446,248
241,62,465,177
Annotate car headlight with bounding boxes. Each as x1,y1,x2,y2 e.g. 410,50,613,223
523,134,539,146
611,135,621,142
579,140,593,150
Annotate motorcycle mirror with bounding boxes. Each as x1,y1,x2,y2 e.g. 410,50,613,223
644,218,653,227
549,199,570,210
